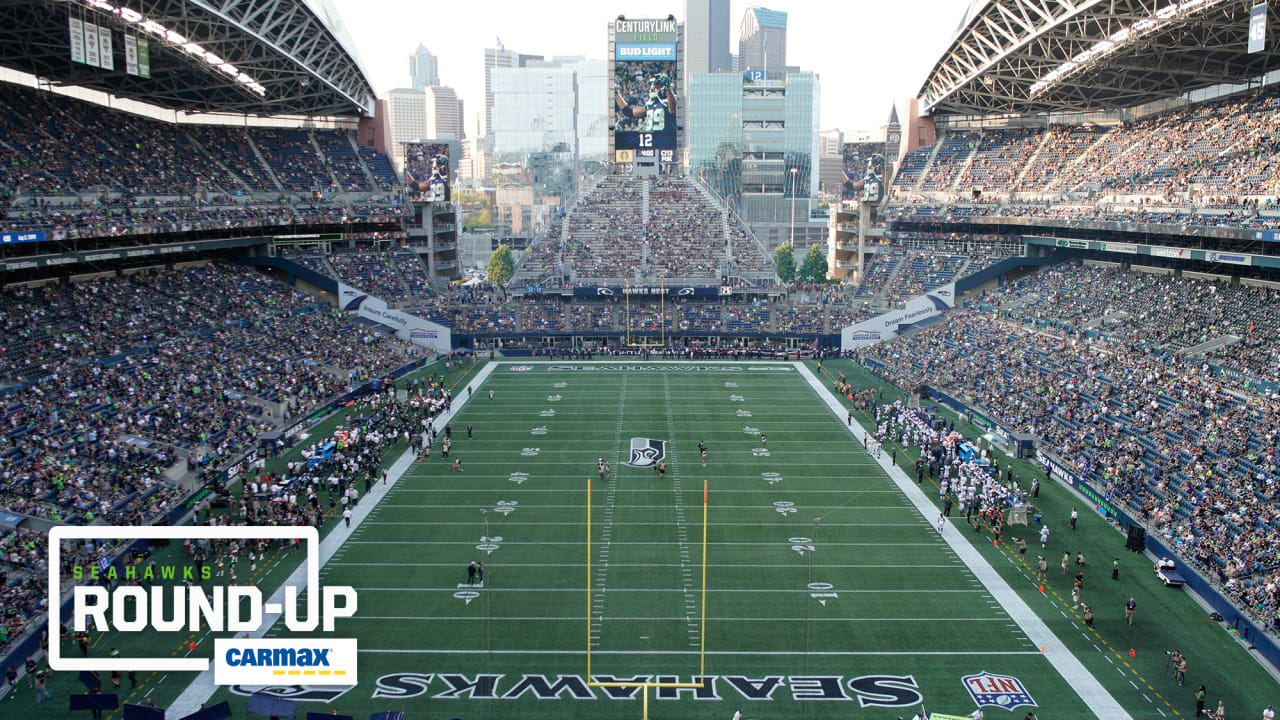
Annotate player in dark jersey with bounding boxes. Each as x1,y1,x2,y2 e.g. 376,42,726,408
698,440,707,467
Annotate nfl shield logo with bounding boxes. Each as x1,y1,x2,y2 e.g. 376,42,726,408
625,437,666,467
962,671,1036,710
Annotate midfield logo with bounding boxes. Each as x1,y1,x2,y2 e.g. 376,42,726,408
962,671,1036,710
624,437,667,467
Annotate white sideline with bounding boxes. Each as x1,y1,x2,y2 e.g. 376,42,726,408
168,361,498,717
794,362,1132,720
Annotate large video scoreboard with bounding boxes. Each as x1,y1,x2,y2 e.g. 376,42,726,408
611,18,679,164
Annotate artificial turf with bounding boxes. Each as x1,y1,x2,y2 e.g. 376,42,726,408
28,359,1279,719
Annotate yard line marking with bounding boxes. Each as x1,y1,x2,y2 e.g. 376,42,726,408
351,587,987,593
362,521,925,527
347,540,947,547
591,372,627,650
391,488,904,493
344,615,1020,622
357,648,1043,656
377,503,914,509
797,363,1131,720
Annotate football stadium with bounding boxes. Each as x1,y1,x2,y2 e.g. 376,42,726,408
2,0,1280,718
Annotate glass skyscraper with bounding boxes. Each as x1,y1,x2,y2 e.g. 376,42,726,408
690,72,819,221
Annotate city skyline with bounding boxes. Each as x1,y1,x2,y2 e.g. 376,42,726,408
329,0,965,135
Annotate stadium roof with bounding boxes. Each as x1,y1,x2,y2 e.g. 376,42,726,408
0,0,376,116
918,0,1280,116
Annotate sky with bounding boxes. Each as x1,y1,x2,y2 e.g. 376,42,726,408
326,0,970,135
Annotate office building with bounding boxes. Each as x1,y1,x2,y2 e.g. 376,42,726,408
424,85,462,140
408,44,439,89
684,0,731,99
483,46,544,138
385,86,462,172
689,70,821,252
491,57,608,200
738,7,787,73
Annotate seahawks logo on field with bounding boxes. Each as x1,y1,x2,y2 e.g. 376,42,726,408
624,437,667,468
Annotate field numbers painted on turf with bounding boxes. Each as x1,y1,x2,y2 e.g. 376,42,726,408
789,537,816,555
476,535,504,555
737,409,753,417
762,472,782,485
773,501,797,516
752,447,771,457
553,382,568,388
743,426,760,436
453,589,480,605
539,409,556,417
521,447,540,456
724,381,738,388
547,394,562,402
729,394,745,402
495,500,518,516
808,581,839,606
531,426,549,435
509,472,529,485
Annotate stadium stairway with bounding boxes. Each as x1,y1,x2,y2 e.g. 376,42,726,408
307,132,345,190
1012,131,1055,187
911,139,946,192
347,133,379,189
1181,333,1242,357
185,129,252,194
947,143,980,192
245,131,287,193
872,254,908,308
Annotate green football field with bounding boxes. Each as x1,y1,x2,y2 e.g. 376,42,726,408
33,360,1280,719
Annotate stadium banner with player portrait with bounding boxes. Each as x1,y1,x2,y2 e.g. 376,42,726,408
403,142,451,203
841,142,885,203
612,18,678,153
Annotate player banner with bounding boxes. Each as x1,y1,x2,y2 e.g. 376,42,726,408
125,34,138,76
403,142,450,202
69,17,85,64
97,24,113,71
1250,2,1267,53
841,142,885,202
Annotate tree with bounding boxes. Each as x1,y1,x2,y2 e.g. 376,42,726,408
799,243,828,284
464,206,492,230
774,241,796,283
486,245,515,287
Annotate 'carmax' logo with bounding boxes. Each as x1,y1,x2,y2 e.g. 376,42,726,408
225,647,331,667
215,639,357,685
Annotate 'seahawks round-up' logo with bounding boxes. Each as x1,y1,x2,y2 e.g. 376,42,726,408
49,526,359,686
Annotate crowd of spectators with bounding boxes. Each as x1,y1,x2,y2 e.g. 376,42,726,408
889,85,1280,234
865,261,1280,630
0,263,416,529
520,176,773,282
0,83,403,243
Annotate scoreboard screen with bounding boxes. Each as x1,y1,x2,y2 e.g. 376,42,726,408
613,18,678,155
